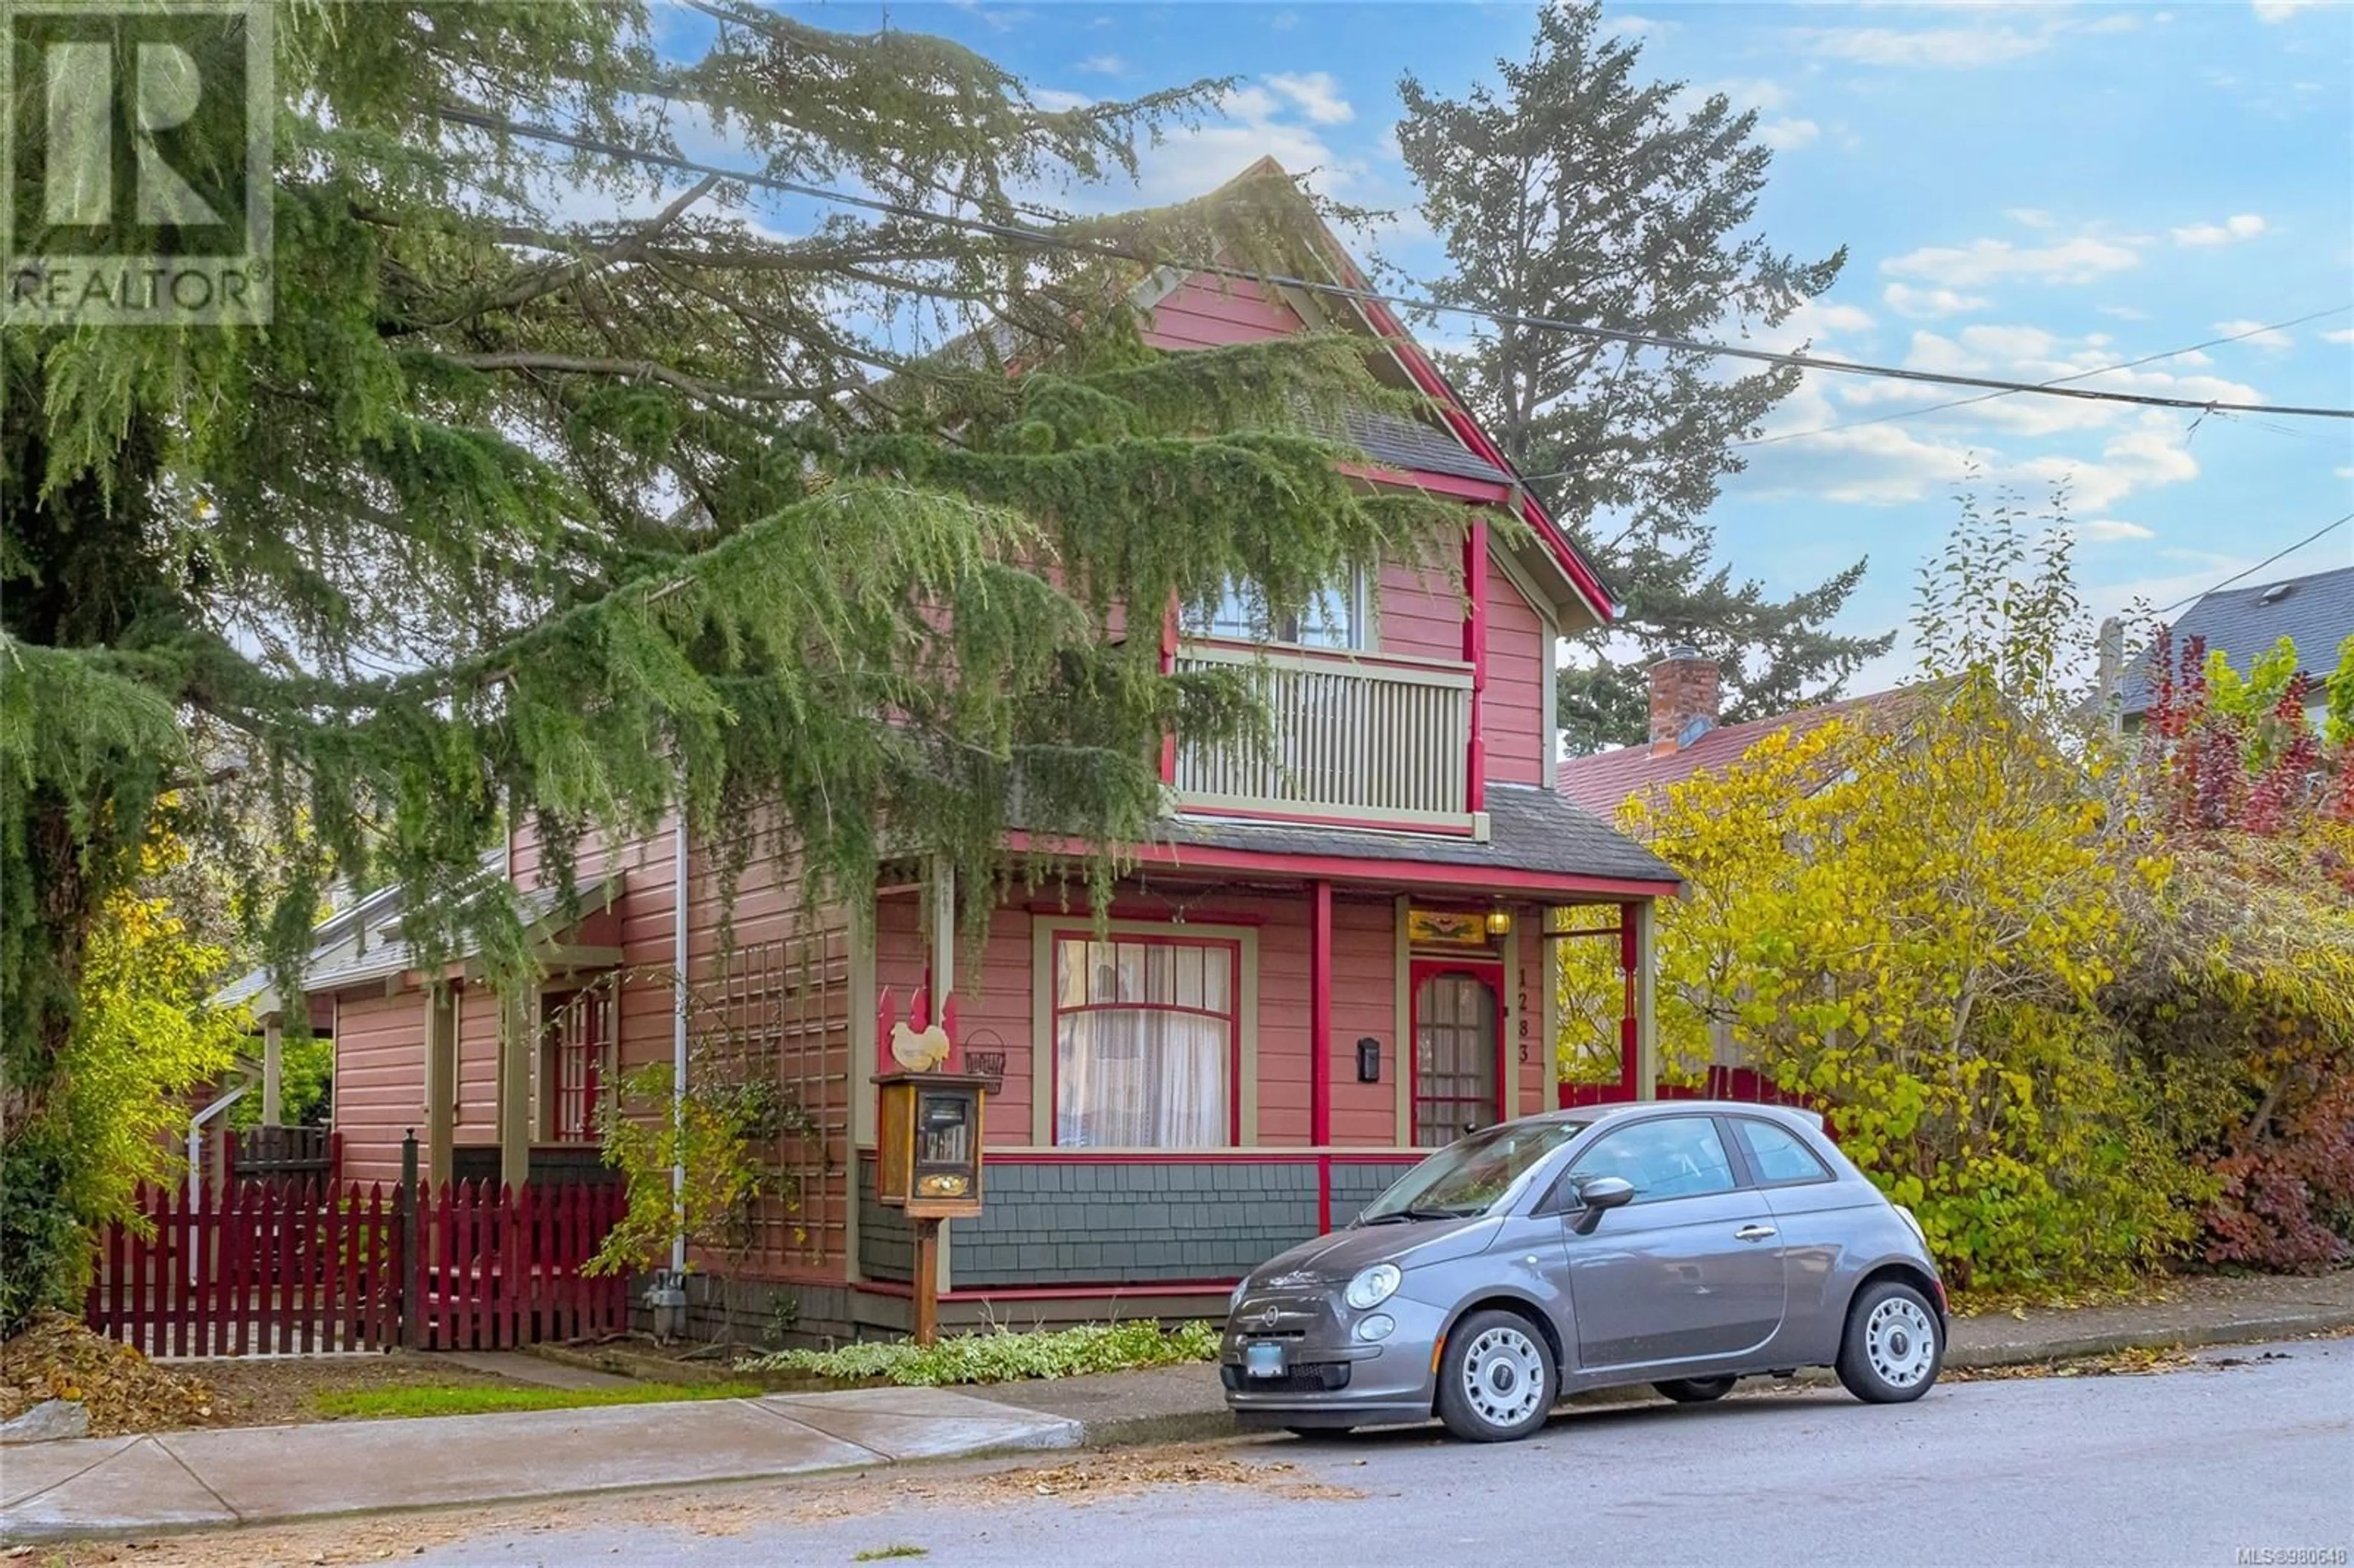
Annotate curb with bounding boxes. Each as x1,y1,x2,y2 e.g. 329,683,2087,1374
1065,1306,2354,1448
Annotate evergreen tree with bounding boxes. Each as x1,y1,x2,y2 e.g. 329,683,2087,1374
1395,1,1892,754
0,2,1457,1329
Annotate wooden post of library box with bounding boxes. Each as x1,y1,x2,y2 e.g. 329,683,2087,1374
874,1070,997,1345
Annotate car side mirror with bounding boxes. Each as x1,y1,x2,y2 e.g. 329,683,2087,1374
1565,1175,1635,1234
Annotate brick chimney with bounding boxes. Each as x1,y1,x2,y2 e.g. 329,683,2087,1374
1648,646,1721,756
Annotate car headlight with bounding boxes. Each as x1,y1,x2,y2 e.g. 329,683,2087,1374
1894,1205,1927,1247
1344,1263,1401,1311
1229,1277,1250,1314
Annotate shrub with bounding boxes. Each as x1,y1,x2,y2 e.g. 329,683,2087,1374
742,1320,1221,1386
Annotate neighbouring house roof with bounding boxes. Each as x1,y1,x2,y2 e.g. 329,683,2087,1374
1554,686,1925,819
1152,782,1680,888
2117,563,2354,717
1336,408,1514,486
212,853,614,1013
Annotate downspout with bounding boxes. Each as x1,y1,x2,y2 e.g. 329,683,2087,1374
671,805,689,1276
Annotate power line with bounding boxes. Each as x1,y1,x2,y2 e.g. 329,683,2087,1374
430,102,2354,424
1730,306,2353,453
2155,512,2353,617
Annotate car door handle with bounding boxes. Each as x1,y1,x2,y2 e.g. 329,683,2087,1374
1734,1224,1778,1243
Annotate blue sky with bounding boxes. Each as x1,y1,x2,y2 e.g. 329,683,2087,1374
687,0,2354,689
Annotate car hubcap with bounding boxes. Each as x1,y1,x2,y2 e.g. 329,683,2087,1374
1867,1297,1937,1388
1461,1325,1546,1429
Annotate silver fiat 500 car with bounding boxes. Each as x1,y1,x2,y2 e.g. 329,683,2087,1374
1221,1102,1946,1442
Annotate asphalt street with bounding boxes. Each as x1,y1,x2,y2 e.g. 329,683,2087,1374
161,1338,2354,1568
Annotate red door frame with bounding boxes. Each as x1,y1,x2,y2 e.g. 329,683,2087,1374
1407,958,1507,1146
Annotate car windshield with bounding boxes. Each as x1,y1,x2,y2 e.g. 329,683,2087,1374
1358,1120,1591,1222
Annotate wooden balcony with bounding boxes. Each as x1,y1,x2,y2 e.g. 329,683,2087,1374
1170,641,1475,831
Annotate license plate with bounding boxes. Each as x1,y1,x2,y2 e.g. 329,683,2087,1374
1244,1342,1286,1379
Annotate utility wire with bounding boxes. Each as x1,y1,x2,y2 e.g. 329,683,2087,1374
2154,513,2353,617
1511,306,2353,485
1731,306,2352,452
431,103,2354,424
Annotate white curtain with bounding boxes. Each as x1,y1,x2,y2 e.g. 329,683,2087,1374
1053,937,1232,1147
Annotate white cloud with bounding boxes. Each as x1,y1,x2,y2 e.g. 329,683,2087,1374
2253,0,2323,20
1604,15,1673,39
2171,213,2268,246
1800,26,2051,68
943,0,1035,31
2336,466,2354,480
1883,234,2141,287
1799,301,1877,336
1957,324,2061,360
2214,318,2296,351
2006,207,2056,229
2078,519,2156,541
2079,12,2141,33
1761,118,1821,151
1883,283,1990,320
2322,328,2354,345
2019,428,2199,512
1121,85,1359,206
2098,304,2150,321
1265,71,1354,126
1076,54,1125,75
1702,77,1792,112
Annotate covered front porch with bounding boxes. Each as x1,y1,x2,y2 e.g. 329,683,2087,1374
840,785,1678,1325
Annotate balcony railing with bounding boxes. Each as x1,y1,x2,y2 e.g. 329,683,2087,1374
1171,641,1474,829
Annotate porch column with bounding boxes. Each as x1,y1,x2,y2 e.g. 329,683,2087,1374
1633,899,1659,1100
261,1013,284,1125
423,985,456,1187
931,853,955,1296
1310,880,1333,1231
498,989,532,1190
1462,513,1488,815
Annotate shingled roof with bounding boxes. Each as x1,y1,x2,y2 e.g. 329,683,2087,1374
1554,686,1926,818
2118,563,2354,717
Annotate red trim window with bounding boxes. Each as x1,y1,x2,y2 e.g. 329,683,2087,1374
1051,934,1241,1149
545,986,613,1144
1410,961,1504,1148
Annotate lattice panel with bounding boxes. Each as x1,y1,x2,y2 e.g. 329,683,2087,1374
696,924,853,1276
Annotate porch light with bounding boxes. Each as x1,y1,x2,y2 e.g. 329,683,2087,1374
1484,905,1512,938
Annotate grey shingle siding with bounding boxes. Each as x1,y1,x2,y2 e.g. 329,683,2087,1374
2119,564,2354,715
949,1157,1425,1287
857,1163,914,1283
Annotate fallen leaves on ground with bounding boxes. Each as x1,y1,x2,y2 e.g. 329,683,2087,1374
0,1312,217,1436
1949,1344,2214,1381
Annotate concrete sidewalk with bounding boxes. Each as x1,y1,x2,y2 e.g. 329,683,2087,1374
0,1385,1076,1543
5,1269,2346,1545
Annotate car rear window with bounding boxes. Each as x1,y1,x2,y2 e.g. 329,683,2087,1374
1734,1118,1834,1186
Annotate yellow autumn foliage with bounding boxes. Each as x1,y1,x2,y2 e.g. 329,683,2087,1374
1563,674,2204,1289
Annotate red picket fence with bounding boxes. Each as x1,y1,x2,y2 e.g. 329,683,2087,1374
85,1173,627,1357
85,1180,400,1358
413,1180,628,1352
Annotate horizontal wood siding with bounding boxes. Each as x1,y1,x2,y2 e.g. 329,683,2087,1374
1484,554,1547,786
1378,560,1461,663
1142,273,1306,351
1329,897,1400,1144
332,989,425,1188
452,980,500,1143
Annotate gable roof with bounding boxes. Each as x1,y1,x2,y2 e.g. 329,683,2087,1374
2118,563,2354,715
1554,686,1924,818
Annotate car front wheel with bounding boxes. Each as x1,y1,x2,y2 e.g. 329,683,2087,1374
1836,1279,1944,1403
1434,1310,1557,1442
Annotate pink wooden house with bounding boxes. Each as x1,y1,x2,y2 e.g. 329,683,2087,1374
265,161,1679,1341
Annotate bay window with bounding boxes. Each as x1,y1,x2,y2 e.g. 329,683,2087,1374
1053,934,1240,1147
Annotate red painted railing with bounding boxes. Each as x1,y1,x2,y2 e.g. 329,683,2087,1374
85,1180,399,1357
83,1174,626,1357
414,1179,628,1352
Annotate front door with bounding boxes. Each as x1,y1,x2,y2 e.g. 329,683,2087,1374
1555,1114,1787,1371
1412,963,1503,1147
